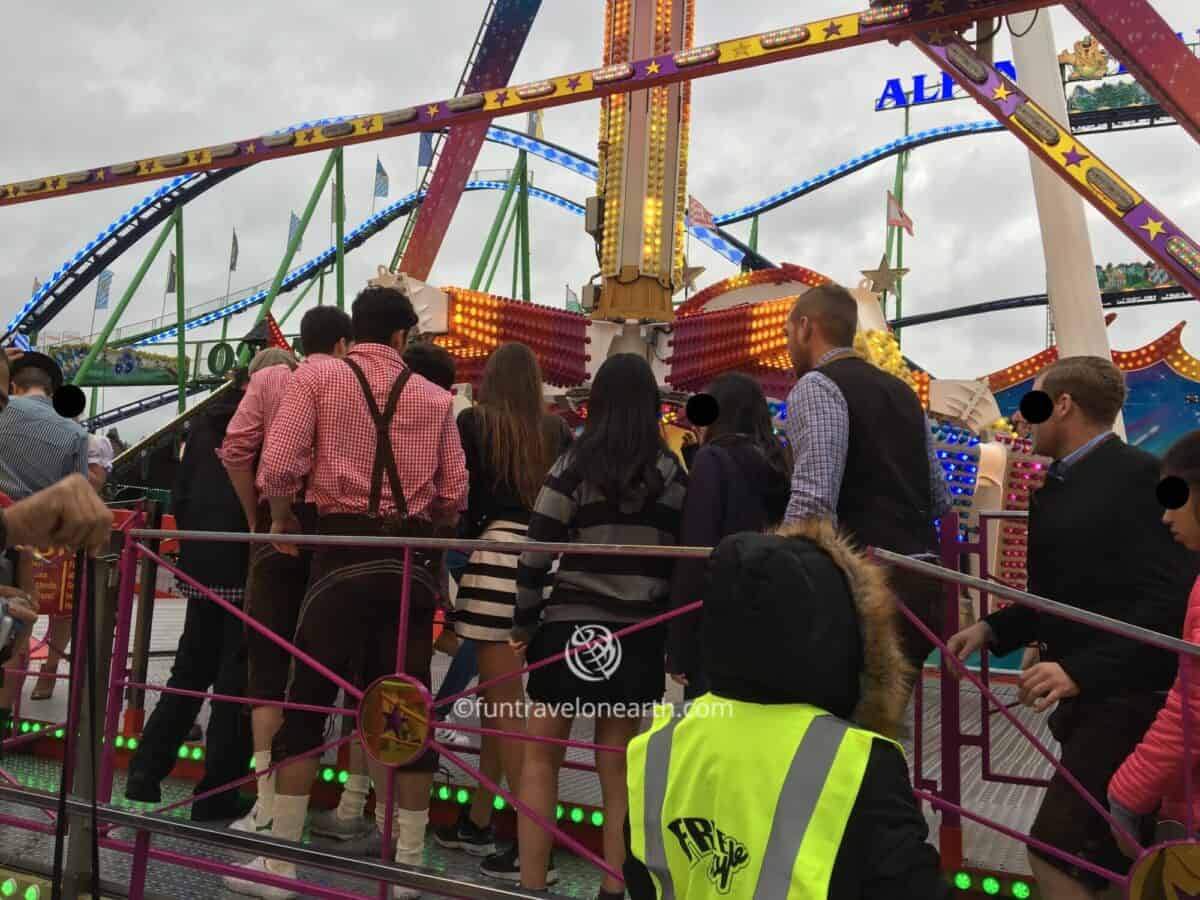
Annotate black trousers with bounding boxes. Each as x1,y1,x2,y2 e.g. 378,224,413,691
128,587,251,818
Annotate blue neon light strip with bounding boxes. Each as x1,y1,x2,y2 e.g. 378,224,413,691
7,174,198,338
135,180,581,346
713,121,1001,224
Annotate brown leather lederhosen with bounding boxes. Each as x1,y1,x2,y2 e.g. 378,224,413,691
273,358,441,764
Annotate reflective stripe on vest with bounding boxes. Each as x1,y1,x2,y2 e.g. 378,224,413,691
628,697,884,899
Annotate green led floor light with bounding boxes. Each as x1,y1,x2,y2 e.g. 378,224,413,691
591,811,604,827
555,804,564,820
114,736,125,748
493,796,506,811
954,872,972,890
127,738,138,750
22,886,38,900
456,789,470,805
30,724,40,733
437,786,451,801
1,878,15,897
1011,882,1032,899
338,770,349,785
570,808,584,824
178,746,189,759
982,876,1000,895
190,747,203,761
19,722,29,734
250,756,257,770
321,768,334,783
53,729,63,739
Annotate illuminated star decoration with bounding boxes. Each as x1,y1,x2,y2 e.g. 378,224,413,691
1140,217,1166,241
646,60,661,75
993,84,1013,102
823,20,842,38
1063,145,1089,167
861,254,909,294
566,75,582,91
426,104,440,118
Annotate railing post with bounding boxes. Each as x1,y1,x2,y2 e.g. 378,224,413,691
63,539,120,899
123,501,163,735
937,512,964,870
100,528,142,803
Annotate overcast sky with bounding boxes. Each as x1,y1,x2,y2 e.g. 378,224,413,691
1,0,1197,441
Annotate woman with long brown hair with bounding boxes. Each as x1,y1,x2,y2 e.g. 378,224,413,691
435,342,572,863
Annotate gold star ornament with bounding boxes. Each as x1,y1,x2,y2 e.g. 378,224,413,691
993,84,1013,102
861,254,909,294
1140,218,1166,241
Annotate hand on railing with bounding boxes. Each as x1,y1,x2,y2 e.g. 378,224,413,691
4,474,113,556
1017,662,1080,713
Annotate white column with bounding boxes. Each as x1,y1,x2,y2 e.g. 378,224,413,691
1009,11,1123,435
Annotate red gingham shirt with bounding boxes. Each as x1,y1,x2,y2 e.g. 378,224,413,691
258,343,467,520
218,363,294,491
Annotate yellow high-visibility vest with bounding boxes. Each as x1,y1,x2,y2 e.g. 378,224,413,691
627,695,893,899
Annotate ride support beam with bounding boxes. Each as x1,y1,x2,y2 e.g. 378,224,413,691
0,0,1056,210
333,151,346,310
72,216,177,386
470,154,525,290
517,152,531,301
277,276,319,329
173,208,187,413
1068,0,1200,147
484,192,521,294
913,32,1200,302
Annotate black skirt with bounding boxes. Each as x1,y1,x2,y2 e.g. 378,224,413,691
525,620,666,708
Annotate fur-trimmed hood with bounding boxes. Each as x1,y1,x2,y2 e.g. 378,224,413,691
701,521,913,741
774,520,914,740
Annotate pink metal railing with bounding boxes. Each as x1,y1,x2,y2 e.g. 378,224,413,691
0,514,1195,897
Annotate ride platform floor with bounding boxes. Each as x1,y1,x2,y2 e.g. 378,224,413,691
0,603,1055,896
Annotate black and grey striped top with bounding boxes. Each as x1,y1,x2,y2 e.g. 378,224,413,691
512,450,687,642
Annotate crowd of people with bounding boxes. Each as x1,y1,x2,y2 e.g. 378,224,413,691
0,277,1195,899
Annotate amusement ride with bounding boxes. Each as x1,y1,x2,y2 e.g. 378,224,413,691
1,0,1199,897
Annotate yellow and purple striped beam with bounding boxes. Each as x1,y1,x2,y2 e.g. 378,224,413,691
913,32,1200,301
0,0,1054,209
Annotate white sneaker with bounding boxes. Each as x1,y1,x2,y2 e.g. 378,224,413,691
230,804,272,835
222,857,297,899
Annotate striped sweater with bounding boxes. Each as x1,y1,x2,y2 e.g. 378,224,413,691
512,450,688,642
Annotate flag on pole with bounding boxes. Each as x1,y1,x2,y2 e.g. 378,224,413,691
95,270,112,310
229,229,239,272
418,132,434,167
374,157,389,198
687,195,716,230
565,284,582,313
32,276,41,296
526,109,544,140
288,211,303,247
12,334,31,352
165,252,177,294
887,191,914,236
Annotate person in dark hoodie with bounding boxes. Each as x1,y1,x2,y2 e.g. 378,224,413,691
126,368,255,820
625,522,952,900
667,373,791,699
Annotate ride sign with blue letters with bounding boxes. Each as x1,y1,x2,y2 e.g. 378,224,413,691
875,28,1199,111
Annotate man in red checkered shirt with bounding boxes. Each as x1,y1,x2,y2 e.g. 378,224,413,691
228,285,467,900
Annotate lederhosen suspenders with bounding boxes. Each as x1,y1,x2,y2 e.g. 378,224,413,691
342,358,413,519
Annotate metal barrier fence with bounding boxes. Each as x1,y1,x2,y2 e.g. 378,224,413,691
0,510,1195,898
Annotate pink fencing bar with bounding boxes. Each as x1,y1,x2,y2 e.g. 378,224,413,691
0,517,1196,898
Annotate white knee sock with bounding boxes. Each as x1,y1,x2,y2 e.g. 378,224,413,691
335,774,371,820
372,806,428,867
263,793,309,878
254,751,276,824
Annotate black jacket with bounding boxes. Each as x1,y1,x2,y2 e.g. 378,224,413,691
172,390,250,589
985,436,1198,698
623,736,950,900
666,439,790,676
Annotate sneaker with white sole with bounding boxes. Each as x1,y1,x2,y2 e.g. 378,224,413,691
479,844,557,884
308,807,371,841
433,807,495,856
222,856,296,899
230,804,272,835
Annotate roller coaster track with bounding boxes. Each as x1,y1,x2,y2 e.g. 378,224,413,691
889,282,1192,329
85,381,220,431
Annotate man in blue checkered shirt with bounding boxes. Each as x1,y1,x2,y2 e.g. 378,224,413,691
783,284,950,691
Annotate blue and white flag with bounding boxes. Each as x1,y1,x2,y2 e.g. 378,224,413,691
95,270,113,310
374,157,389,198
13,334,31,352
288,211,303,248
418,132,434,167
